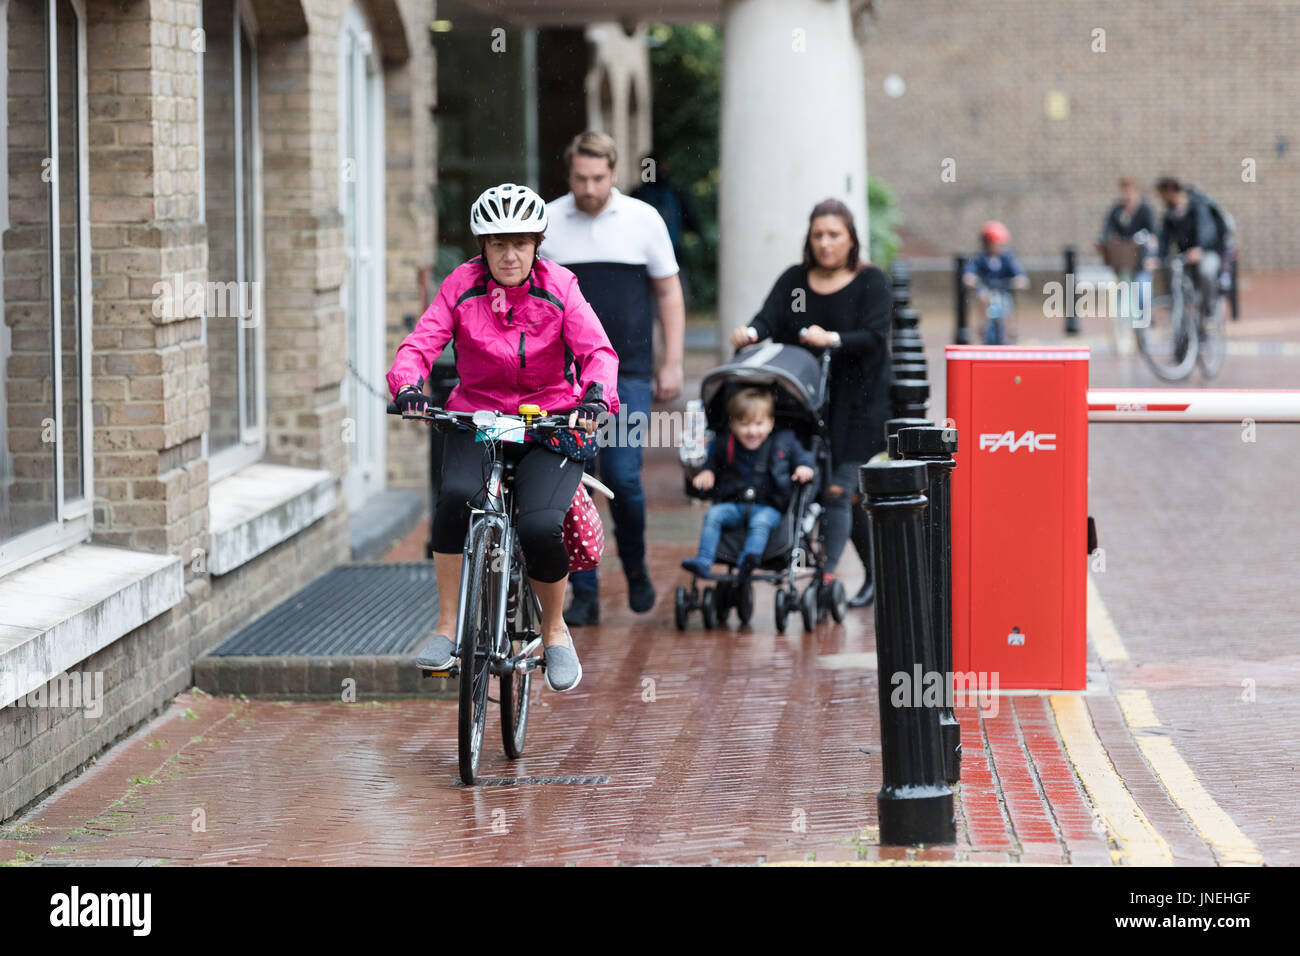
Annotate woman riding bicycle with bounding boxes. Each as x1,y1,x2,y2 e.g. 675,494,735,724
387,183,620,692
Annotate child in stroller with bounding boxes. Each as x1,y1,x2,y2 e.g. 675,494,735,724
675,341,849,632
680,387,817,581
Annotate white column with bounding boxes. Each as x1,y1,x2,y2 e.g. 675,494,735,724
717,0,868,360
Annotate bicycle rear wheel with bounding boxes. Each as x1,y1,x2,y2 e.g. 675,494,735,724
1196,297,1227,378
500,561,534,760
458,522,497,785
1136,293,1198,381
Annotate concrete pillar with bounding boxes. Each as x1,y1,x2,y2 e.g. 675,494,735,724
717,0,868,359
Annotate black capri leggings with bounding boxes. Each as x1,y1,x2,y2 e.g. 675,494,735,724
432,430,584,583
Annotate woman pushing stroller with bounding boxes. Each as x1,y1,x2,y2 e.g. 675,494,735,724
681,387,817,581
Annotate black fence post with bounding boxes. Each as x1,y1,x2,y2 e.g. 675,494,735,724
1064,245,1079,335
860,460,955,846
898,426,962,785
954,254,971,345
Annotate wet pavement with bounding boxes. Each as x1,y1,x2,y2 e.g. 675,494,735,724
3,275,1299,865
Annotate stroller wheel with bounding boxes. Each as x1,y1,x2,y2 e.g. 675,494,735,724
714,581,732,626
736,580,755,626
701,588,717,630
828,579,848,623
774,589,790,634
674,586,689,631
799,585,818,632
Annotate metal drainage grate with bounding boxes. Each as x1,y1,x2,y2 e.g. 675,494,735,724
456,776,612,787
210,563,437,656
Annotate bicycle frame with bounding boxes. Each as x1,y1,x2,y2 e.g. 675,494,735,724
454,453,544,678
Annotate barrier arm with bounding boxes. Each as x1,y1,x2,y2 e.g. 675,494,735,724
1088,389,1300,423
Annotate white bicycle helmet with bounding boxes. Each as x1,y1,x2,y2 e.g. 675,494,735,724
469,183,548,236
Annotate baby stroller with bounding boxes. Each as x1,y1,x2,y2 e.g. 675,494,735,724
674,342,848,633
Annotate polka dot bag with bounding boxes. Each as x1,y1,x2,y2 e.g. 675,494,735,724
563,483,605,572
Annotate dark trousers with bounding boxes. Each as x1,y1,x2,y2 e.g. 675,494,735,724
432,430,583,583
571,376,652,597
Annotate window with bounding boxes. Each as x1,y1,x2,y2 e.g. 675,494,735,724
0,0,92,577
202,0,264,479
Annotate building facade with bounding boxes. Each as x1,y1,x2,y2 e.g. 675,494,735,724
1,0,436,821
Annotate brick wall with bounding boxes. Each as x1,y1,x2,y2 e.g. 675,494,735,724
862,0,1300,269
1,0,436,823
385,0,437,492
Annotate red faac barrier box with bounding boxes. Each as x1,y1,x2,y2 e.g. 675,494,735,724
945,346,1089,690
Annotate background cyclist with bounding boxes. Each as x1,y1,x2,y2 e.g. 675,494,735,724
1097,176,1158,344
962,220,1029,342
1146,176,1223,319
386,184,620,693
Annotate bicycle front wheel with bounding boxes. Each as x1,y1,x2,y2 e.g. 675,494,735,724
458,522,497,785
1197,297,1227,378
500,560,534,760
1136,293,1198,381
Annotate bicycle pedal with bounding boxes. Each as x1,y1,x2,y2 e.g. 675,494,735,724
421,667,457,679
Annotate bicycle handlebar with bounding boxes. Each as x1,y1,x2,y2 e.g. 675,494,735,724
385,402,579,435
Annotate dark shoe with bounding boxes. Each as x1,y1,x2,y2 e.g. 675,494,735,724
564,592,600,627
680,557,713,580
849,578,875,608
735,552,760,581
627,568,656,613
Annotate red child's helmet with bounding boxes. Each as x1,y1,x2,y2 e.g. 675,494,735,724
980,220,1011,244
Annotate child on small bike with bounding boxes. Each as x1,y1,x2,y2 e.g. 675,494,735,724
963,220,1029,344
681,388,816,581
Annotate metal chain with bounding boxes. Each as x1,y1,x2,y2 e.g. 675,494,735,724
346,357,393,404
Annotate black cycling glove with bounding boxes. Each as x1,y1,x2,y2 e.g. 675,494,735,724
574,383,609,426
395,384,430,414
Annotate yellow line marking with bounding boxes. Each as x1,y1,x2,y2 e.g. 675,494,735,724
1115,689,1160,729
1118,691,1263,866
1090,582,1263,866
1086,573,1128,663
1050,694,1172,865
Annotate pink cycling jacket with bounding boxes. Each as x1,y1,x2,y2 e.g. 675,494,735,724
387,256,620,416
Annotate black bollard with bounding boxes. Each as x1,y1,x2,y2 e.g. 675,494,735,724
890,379,930,420
860,460,955,846
954,255,971,345
884,417,933,460
897,426,962,785
891,363,929,384
1064,245,1079,335
890,258,912,304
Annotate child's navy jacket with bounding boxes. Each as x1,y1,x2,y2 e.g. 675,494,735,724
705,428,816,513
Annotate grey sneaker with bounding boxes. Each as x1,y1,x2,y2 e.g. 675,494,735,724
415,634,456,670
543,629,583,692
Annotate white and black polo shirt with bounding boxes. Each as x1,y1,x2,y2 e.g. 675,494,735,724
541,187,678,380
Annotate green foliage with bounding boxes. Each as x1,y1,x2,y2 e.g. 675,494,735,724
647,24,721,310
867,175,903,269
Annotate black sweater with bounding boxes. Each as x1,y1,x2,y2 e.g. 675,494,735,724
749,264,893,463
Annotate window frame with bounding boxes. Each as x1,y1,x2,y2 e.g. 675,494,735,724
204,0,266,483
0,0,94,578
